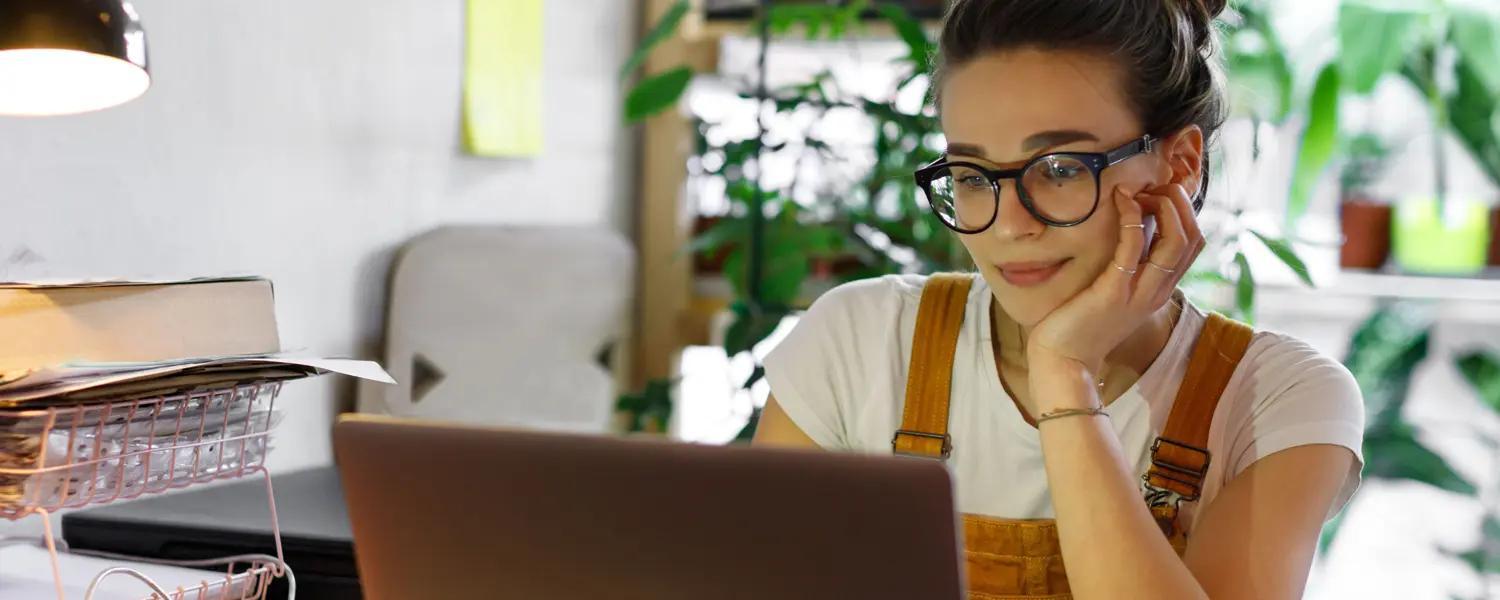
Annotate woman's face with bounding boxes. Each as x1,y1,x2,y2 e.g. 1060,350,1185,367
939,48,1171,328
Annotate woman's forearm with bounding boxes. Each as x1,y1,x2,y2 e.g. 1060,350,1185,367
1030,353,1209,600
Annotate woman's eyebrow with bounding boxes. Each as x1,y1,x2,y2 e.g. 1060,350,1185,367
1021,130,1099,153
945,130,1100,160
946,142,988,158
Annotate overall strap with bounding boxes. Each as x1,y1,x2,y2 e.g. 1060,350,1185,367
1143,311,1255,539
891,273,973,459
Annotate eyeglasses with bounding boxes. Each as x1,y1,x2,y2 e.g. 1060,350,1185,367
914,135,1156,233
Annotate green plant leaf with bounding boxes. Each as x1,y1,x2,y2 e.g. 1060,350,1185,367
1455,351,1500,413
743,365,766,389
1233,252,1255,323
723,300,788,358
1451,7,1500,95
764,5,847,39
733,406,762,443
619,0,690,82
1362,423,1476,495
617,377,677,433
877,4,931,73
1343,303,1432,430
829,0,869,38
760,244,811,307
1225,3,1295,121
1185,269,1232,286
1480,515,1500,574
1288,64,1341,226
1450,57,1500,189
1455,547,1497,576
684,217,746,257
1248,230,1315,286
624,66,694,122
724,232,807,308
1338,1,1426,95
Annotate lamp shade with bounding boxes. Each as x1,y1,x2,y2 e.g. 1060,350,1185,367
0,0,149,116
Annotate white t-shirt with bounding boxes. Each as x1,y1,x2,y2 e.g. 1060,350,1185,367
763,273,1366,530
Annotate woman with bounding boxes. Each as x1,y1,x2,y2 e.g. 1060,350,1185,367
752,1,1366,598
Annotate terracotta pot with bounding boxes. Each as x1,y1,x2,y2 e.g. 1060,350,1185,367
1339,197,1392,270
1490,205,1500,267
812,254,865,278
692,215,733,275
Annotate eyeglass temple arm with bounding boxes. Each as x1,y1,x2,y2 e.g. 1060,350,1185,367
1105,135,1155,166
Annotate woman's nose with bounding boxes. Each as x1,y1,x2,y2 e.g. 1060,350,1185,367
990,182,1046,240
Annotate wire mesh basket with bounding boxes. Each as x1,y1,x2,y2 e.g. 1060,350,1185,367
0,382,283,519
77,553,287,600
0,381,295,599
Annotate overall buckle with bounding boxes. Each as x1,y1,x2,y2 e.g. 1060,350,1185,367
1147,437,1211,501
891,429,952,460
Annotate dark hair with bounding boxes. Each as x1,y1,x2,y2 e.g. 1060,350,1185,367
933,0,1228,208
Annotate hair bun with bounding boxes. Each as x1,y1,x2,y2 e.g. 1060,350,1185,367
1183,0,1225,52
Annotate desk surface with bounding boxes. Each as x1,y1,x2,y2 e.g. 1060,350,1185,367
0,544,233,600
60,466,358,600
63,466,352,551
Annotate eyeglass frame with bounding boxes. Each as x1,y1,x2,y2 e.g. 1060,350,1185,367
914,134,1157,232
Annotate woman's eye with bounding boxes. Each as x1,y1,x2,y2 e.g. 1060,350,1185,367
960,176,987,188
1043,163,1083,180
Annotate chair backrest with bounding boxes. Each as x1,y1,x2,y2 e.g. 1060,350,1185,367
358,225,634,433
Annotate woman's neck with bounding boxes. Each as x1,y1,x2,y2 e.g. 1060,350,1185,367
993,293,1182,388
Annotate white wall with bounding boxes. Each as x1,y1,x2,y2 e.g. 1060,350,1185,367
0,0,636,474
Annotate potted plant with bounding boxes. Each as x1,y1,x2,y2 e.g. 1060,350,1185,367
1338,133,1393,270
1288,1,1500,276
1390,22,1493,276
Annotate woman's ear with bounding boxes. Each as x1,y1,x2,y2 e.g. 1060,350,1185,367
1160,125,1205,195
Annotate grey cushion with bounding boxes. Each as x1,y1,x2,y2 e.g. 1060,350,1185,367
359,225,634,433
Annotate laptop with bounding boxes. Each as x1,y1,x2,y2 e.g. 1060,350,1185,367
333,414,964,600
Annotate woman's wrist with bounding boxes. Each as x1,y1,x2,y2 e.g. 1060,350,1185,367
1027,350,1102,412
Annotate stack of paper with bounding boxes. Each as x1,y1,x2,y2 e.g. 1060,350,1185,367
0,353,394,408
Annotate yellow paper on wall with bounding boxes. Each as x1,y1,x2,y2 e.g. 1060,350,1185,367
462,0,544,157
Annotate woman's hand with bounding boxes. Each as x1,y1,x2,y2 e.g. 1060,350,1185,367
1025,183,1206,403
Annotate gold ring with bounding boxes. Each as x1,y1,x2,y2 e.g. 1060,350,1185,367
1113,263,1137,275
1120,224,1145,230
1146,261,1177,274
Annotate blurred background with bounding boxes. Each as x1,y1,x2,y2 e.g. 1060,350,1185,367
629,2,1500,598
0,0,1494,598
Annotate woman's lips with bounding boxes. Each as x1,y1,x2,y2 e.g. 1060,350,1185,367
997,259,1070,287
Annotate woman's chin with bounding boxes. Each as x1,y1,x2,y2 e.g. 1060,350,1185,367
987,278,1082,327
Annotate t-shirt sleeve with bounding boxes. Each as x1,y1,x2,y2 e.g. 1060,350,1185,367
1224,334,1367,522
762,279,891,450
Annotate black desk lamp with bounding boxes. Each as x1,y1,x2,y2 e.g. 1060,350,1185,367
0,0,149,116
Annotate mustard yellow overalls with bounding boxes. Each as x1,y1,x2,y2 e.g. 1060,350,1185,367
891,274,1253,599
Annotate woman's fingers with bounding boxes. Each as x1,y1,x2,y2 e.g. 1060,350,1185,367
1155,183,1206,270
1132,191,1188,309
1106,188,1147,297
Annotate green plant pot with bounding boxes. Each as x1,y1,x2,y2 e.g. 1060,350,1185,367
1392,196,1492,275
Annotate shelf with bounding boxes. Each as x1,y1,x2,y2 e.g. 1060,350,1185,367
1273,268,1500,303
1243,268,1500,324
690,270,1500,341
